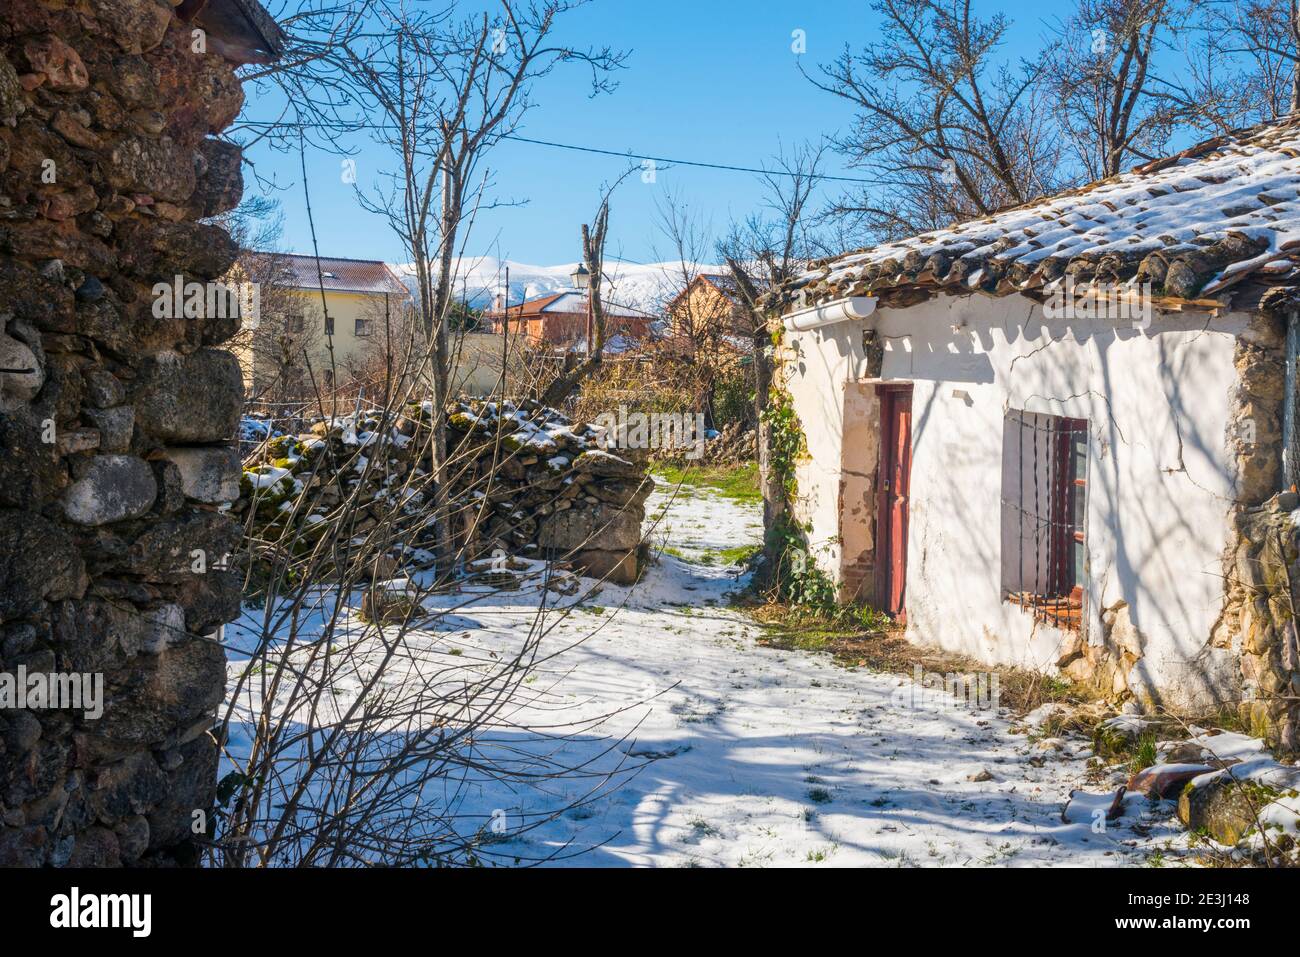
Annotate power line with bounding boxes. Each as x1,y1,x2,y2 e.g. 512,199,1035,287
501,133,868,184
234,118,873,184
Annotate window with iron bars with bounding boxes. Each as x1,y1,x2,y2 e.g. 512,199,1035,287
1000,410,1088,631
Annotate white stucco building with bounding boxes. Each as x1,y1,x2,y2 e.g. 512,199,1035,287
773,118,1300,716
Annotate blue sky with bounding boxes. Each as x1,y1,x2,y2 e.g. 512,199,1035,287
240,0,1062,266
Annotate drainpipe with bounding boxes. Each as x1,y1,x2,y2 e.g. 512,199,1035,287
783,296,877,332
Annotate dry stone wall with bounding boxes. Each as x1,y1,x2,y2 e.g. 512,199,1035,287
0,1,265,866
239,399,655,588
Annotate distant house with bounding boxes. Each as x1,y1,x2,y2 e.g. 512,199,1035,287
236,253,413,397
770,116,1300,726
484,265,655,351
666,272,749,338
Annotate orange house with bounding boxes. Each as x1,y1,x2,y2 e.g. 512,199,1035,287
665,273,748,338
485,290,655,350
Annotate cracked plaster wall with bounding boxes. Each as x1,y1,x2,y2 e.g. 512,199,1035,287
783,292,1253,714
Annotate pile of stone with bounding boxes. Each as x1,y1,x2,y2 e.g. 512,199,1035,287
647,420,754,467
236,398,655,586
1062,712,1300,860
698,421,755,466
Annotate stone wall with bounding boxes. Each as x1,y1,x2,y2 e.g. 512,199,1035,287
0,1,269,866
239,399,654,587
1216,306,1300,751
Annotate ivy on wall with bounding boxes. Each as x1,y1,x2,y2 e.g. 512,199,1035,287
759,379,844,614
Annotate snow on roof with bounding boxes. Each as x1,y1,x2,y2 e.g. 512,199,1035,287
249,253,412,297
546,291,653,318
775,116,1300,314
489,290,655,319
564,332,642,355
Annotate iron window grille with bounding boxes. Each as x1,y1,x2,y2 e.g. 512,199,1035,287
1000,410,1088,632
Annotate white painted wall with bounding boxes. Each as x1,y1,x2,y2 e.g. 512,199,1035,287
784,318,869,583
783,292,1248,712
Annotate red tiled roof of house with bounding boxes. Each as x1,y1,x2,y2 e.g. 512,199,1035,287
491,292,569,319
246,253,411,296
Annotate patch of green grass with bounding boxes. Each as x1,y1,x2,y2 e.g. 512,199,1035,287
764,628,839,652
656,463,761,503
716,543,762,566
748,599,895,668
1129,732,1159,775
667,543,761,568
1094,723,1171,763
807,787,833,804
762,600,892,635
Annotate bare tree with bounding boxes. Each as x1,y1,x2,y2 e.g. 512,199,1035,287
218,340,648,867
647,190,738,429
807,0,1068,240
193,0,649,873
1046,0,1196,179
1194,0,1300,126
341,0,625,575
232,0,382,158
538,172,630,407
718,144,827,585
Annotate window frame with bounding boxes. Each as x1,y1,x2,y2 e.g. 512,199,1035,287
1001,410,1088,630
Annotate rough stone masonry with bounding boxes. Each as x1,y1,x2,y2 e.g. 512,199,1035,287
0,0,278,866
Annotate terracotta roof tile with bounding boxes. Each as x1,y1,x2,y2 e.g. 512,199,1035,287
775,115,1300,314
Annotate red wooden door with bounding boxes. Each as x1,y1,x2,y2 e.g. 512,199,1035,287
876,386,913,617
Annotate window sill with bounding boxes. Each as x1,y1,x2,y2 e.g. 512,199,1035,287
1006,591,1082,631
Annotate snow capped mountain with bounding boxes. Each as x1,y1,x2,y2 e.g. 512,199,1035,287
390,256,723,314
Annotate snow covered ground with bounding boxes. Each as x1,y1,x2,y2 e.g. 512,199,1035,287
642,479,765,563
226,473,1198,867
